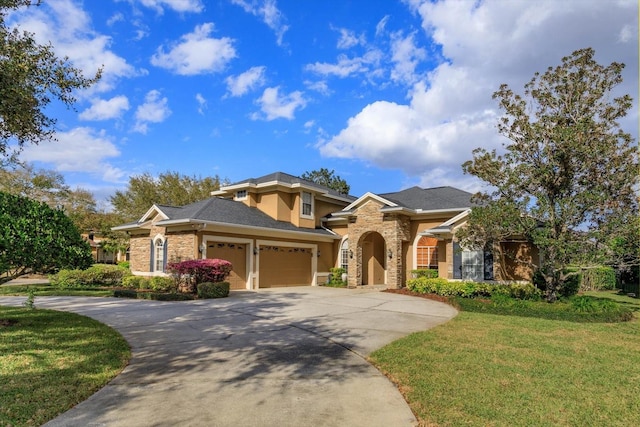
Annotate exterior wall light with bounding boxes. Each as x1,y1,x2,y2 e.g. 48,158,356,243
388,249,393,259
253,246,259,255
349,250,353,259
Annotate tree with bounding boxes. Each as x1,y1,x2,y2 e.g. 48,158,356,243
0,191,93,283
459,48,638,302
0,163,100,232
110,171,225,221
300,168,350,194
0,0,101,165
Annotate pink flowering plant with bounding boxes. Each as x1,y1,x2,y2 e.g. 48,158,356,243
167,259,233,293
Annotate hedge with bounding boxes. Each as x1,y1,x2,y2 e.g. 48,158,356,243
197,282,230,299
581,266,616,291
406,277,541,300
411,269,439,279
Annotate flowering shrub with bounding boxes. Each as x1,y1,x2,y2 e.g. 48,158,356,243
167,259,233,293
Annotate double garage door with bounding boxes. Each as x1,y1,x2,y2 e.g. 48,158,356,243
206,241,313,289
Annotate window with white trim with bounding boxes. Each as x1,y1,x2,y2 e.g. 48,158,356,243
154,238,165,272
301,191,313,217
340,239,349,271
235,190,247,200
416,236,438,269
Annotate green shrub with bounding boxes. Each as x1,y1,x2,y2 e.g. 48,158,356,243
121,276,148,290
581,266,616,291
49,269,86,288
117,261,130,270
561,271,581,297
197,282,230,299
329,267,346,285
113,289,138,299
411,269,439,279
83,264,128,285
149,276,176,292
113,290,195,301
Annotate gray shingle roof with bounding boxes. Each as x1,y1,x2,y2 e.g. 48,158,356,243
378,186,475,211
156,197,335,236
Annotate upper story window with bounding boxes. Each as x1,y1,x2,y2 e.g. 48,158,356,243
301,191,313,217
235,190,247,200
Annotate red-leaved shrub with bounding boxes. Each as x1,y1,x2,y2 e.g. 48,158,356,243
167,259,233,293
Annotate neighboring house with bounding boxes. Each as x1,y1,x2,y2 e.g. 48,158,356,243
83,233,117,264
113,172,538,290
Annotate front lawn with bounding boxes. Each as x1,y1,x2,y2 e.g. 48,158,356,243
0,307,130,427
370,292,640,427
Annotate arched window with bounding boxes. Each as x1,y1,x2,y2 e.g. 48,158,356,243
340,239,349,271
416,236,438,269
154,238,165,272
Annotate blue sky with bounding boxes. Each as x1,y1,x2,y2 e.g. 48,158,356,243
7,0,639,206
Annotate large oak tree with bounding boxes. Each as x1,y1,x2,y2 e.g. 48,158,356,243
458,48,638,301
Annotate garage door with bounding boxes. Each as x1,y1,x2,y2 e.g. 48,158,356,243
259,245,312,288
206,242,248,290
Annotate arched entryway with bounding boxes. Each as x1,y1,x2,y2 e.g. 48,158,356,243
359,231,387,285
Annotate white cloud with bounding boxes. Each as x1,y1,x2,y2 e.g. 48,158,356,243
319,0,638,189
196,93,207,114
376,15,390,37
7,0,138,94
231,0,289,45
252,87,306,121
135,0,203,13
151,23,236,75
304,80,331,96
79,96,130,121
19,127,126,183
390,31,426,84
334,26,366,49
225,66,267,97
305,50,383,79
134,90,172,133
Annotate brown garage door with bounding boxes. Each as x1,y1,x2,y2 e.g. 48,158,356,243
259,246,312,288
206,242,248,290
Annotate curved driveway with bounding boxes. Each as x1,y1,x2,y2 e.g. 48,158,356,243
2,287,457,427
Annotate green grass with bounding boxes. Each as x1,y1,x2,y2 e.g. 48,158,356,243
0,284,115,297
0,306,130,427
370,292,640,427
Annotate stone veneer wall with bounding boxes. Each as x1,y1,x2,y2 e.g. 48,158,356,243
129,234,151,272
346,200,411,289
165,231,197,264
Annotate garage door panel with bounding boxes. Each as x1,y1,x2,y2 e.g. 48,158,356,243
206,242,247,290
259,246,312,288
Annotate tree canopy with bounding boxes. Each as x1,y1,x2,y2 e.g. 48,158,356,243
0,0,100,165
0,191,93,283
110,171,225,221
458,48,638,301
301,168,350,195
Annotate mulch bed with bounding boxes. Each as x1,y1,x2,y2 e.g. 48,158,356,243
384,288,457,306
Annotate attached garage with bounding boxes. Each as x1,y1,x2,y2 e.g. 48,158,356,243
258,245,313,288
206,241,248,290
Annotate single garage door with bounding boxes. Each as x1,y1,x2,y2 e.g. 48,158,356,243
206,242,248,290
259,245,312,288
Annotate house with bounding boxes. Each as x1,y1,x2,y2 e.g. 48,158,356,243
82,233,117,264
113,172,538,290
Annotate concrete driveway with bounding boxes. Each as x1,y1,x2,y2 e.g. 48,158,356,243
1,287,457,427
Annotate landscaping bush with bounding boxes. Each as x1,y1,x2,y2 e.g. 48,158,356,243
532,268,581,297
117,261,130,270
113,290,195,301
167,259,232,293
327,267,347,286
121,275,148,290
411,269,439,279
49,269,86,288
82,264,128,286
406,278,541,300
149,276,176,292
197,282,230,299
581,266,616,291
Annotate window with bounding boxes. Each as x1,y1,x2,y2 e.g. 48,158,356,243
340,239,349,271
416,236,438,269
235,190,247,200
301,191,313,217
154,238,165,272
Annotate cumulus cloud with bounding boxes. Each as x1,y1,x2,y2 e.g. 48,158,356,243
79,96,130,121
225,66,267,97
231,0,289,45
19,127,126,183
319,0,638,189
134,90,172,133
7,0,138,94
252,87,306,121
151,23,236,75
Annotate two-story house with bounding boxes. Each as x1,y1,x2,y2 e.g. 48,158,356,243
113,171,538,289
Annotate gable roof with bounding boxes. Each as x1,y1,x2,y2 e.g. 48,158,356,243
114,196,337,239
215,171,356,202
